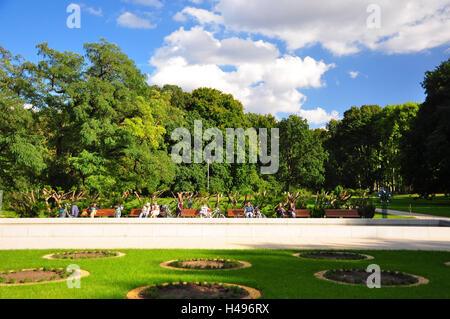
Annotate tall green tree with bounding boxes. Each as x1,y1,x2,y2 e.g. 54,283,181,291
401,59,450,195
324,105,382,190
31,41,174,193
277,115,327,191
0,47,46,190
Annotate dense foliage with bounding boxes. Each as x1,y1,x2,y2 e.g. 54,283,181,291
0,41,448,214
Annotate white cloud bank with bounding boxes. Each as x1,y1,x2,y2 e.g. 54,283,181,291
148,27,339,124
178,0,450,55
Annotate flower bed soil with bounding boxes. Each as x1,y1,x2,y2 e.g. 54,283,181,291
0,267,88,286
43,250,124,260
160,258,251,270
127,282,261,299
316,269,429,287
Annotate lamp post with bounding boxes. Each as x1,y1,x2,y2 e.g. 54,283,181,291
207,160,210,191
0,190,3,217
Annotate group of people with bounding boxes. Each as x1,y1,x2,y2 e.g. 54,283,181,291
58,200,297,219
243,202,264,218
275,202,297,218
138,202,167,218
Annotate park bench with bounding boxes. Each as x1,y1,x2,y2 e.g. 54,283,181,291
325,209,360,218
81,208,115,218
129,209,142,217
180,209,200,217
292,209,310,218
227,209,245,218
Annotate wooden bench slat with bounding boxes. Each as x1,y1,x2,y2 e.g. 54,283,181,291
81,209,115,217
227,209,245,218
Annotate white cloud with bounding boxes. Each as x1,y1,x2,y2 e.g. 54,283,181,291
117,12,156,29
176,0,450,55
79,4,103,16
189,0,203,4
148,27,337,123
349,71,359,79
85,7,102,16
174,7,223,24
122,0,163,8
298,108,341,125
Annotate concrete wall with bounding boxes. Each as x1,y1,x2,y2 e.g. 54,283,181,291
0,218,449,251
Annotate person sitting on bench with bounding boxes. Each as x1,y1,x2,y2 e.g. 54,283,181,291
89,203,99,218
255,206,263,218
115,205,123,218
175,201,183,217
150,202,160,218
287,202,296,218
70,204,79,218
139,203,151,218
275,202,286,218
159,204,167,218
244,202,255,218
199,202,210,218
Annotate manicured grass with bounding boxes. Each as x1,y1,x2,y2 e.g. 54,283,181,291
373,213,413,219
0,249,448,299
376,195,450,218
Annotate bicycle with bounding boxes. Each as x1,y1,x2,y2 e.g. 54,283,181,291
210,207,226,218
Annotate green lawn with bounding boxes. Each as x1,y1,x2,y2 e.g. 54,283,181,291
373,213,413,219
0,249,449,299
376,195,450,218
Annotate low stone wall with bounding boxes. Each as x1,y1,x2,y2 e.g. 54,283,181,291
0,219,449,250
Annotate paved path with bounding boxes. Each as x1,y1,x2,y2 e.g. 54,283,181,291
376,208,450,221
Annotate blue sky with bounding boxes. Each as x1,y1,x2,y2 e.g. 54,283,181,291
1,0,449,128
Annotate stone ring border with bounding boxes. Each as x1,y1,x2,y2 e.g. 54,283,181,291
42,251,126,260
127,282,261,299
159,259,252,271
293,252,375,261
0,269,90,287
314,270,429,287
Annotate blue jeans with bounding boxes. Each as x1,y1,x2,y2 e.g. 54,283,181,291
139,211,149,218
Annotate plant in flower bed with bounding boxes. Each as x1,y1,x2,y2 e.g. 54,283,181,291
299,251,367,260
141,282,248,299
52,250,119,259
167,258,242,270
0,267,72,285
323,269,419,286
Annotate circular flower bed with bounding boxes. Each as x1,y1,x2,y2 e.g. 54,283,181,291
127,282,261,299
43,250,125,260
294,251,374,260
160,258,252,270
315,269,429,287
0,267,89,286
